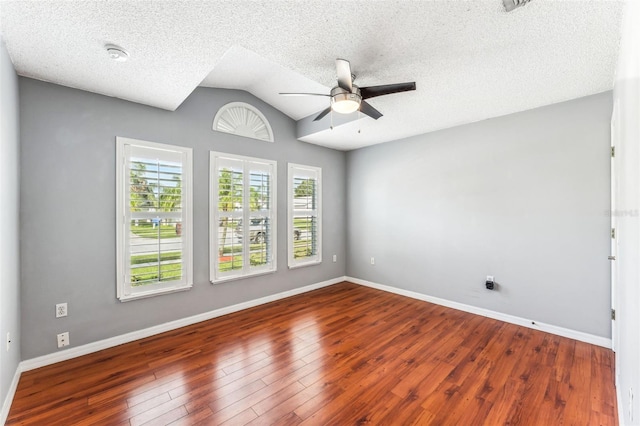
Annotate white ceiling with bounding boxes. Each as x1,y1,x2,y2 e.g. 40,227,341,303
0,1,624,150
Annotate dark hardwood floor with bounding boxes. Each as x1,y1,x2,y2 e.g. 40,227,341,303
7,282,617,425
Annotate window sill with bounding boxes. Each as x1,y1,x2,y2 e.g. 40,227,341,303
211,269,277,285
288,260,321,270
118,284,192,302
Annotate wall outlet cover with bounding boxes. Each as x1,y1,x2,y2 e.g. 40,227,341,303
56,302,68,318
57,332,70,348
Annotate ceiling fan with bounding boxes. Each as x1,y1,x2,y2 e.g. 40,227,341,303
280,59,416,122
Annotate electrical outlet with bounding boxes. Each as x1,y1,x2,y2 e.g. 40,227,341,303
6,332,10,352
370,257,375,265
485,276,496,290
57,332,70,348
333,254,337,262
56,303,68,318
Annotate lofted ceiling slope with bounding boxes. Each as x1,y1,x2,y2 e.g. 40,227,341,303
0,0,624,150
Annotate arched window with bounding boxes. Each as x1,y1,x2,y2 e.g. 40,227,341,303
213,102,274,142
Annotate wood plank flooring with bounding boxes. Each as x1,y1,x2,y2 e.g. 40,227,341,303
7,282,617,425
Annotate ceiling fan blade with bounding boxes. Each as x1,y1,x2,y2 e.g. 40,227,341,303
335,58,353,92
313,106,332,122
360,82,416,100
279,92,330,97
359,101,383,120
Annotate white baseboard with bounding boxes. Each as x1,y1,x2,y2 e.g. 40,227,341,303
1,364,22,425
347,276,612,349
20,276,346,372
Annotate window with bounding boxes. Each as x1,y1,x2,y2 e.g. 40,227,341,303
288,163,322,268
116,137,193,301
212,102,274,142
210,152,276,282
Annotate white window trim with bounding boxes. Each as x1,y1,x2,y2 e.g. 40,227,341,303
210,151,277,283
288,163,322,269
116,137,193,302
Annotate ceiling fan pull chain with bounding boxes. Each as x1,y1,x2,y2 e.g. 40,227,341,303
330,109,334,130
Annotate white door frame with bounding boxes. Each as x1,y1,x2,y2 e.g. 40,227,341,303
610,99,619,355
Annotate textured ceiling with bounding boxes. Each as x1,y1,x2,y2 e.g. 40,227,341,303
0,1,624,150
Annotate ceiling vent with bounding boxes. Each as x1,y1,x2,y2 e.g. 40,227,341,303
503,0,533,12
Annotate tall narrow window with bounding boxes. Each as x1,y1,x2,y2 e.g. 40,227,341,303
210,152,277,283
288,163,322,268
116,137,193,301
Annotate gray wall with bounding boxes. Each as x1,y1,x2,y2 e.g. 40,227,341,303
0,38,21,414
16,73,614,362
347,92,612,338
19,78,346,359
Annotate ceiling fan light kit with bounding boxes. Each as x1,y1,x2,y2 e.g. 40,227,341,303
330,87,361,114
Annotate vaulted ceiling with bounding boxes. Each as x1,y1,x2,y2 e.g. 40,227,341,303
0,1,624,150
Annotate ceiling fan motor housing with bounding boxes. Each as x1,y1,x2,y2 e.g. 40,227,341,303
330,86,361,113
